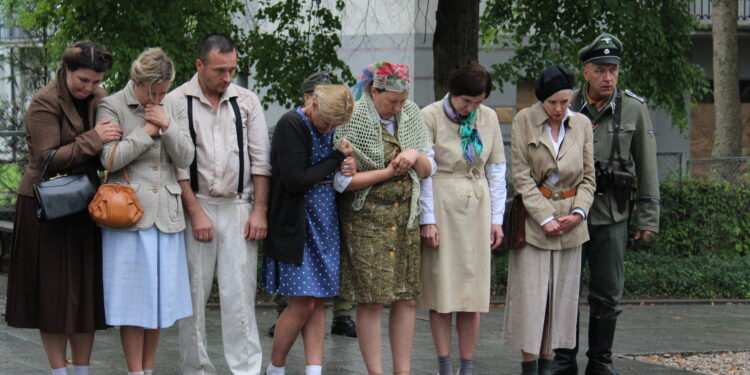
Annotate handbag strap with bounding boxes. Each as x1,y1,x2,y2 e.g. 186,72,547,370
39,149,59,180
103,142,130,184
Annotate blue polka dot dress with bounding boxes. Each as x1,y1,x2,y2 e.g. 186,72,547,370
262,108,340,297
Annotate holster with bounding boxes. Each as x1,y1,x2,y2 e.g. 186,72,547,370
612,169,635,213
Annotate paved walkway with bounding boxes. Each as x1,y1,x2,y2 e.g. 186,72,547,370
1,273,748,374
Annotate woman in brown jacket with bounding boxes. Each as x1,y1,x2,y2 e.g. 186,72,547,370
4,42,120,375
502,66,595,375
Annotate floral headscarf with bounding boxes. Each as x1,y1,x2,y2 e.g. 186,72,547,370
353,61,411,100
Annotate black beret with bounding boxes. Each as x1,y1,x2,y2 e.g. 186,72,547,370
535,65,575,102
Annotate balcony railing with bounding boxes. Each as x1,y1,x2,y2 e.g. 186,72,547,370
0,26,32,42
691,0,750,25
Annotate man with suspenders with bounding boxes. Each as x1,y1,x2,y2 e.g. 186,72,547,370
171,33,271,375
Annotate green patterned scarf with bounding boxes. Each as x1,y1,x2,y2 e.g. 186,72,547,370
334,92,430,228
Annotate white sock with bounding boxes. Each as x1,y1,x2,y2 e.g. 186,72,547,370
305,365,322,375
127,372,144,375
72,365,89,375
51,367,67,375
144,370,153,375
266,364,285,375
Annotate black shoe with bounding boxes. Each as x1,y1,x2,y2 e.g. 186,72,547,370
552,348,578,375
585,317,619,375
331,315,357,337
552,309,579,375
267,323,276,337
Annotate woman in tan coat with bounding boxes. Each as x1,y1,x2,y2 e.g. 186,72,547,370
502,66,595,375
417,63,506,375
4,42,119,375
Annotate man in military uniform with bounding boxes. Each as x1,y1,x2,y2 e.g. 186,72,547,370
552,33,660,375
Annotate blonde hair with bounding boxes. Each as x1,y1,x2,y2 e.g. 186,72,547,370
130,47,175,97
314,85,354,125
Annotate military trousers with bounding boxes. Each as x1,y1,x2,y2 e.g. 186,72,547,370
583,220,628,320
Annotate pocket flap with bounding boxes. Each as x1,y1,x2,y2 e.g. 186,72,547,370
165,183,182,195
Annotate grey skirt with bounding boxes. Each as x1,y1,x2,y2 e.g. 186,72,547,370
502,243,582,355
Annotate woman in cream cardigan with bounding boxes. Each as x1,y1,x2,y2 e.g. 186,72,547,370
97,48,194,375
502,65,595,375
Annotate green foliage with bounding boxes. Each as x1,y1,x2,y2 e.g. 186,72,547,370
624,252,750,299
245,0,355,109
3,0,354,108
479,0,709,129
634,177,750,257
4,0,247,92
0,164,22,206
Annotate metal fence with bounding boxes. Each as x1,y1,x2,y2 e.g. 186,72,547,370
691,0,750,24
657,152,684,182
687,156,750,183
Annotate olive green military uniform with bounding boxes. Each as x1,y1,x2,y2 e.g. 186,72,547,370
552,33,660,375
572,85,660,320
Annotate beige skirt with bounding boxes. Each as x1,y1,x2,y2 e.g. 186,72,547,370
502,243,582,355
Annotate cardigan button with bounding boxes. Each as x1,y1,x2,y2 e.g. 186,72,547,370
152,187,158,193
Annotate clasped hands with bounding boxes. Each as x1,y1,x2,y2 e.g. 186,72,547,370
542,213,583,236
143,104,170,137
337,139,357,177
386,149,420,177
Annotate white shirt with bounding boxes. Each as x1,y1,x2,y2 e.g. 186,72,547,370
171,74,271,198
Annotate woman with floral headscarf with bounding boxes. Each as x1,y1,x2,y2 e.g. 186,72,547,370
334,62,435,375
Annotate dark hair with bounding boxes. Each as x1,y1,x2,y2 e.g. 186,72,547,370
197,33,237,62
62,41,113,73
448,62,492,98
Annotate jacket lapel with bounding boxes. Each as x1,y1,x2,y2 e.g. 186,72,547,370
557,117,575,160
529,102,556,159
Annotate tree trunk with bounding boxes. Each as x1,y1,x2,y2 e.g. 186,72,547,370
432,0,480,101
711,0,742,159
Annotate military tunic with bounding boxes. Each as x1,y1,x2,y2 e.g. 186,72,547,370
571,85,660,232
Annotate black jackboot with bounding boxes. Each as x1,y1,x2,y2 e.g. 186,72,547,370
552,311,579,375
552,347,578,375
585,317,619,375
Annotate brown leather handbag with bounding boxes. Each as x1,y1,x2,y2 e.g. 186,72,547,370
502,195,527,249
88,143,144,227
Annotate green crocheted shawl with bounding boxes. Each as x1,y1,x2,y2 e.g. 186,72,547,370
334,92,429,228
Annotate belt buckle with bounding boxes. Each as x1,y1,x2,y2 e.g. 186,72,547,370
552,191,561,200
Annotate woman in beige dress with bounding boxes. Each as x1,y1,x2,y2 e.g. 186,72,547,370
502,66,595,375
417,63,507,375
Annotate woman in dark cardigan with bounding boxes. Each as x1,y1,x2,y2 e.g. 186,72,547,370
262,84,355,375
4,41,121,375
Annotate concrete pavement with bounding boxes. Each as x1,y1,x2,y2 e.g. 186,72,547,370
1,273,748,374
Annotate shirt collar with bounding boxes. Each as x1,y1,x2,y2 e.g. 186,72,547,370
184,73,239,106
124,81,142,107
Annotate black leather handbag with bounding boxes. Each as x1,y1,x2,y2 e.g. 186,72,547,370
33,149,97,222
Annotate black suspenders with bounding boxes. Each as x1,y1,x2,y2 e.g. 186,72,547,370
186,96,246,195
229,97,244,195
